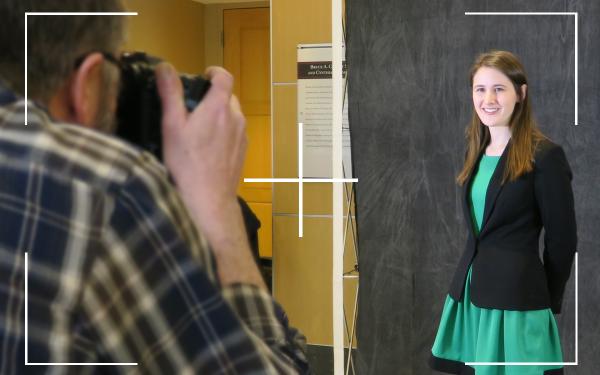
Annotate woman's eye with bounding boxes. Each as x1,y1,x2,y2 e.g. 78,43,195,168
495,87,504,92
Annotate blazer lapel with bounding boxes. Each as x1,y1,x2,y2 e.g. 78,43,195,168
462,149,484,239
479,142,511,235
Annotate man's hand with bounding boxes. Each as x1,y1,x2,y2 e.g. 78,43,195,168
157,64,244,208
156,63,266,290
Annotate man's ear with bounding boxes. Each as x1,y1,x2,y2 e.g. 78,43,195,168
69,52,104,128
519,84,527,102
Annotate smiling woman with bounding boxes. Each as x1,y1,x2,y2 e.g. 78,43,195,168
428,50,577,375
458,51,548,185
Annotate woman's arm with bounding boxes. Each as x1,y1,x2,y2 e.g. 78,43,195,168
534,143,577,314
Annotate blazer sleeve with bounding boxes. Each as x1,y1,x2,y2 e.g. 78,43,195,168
534,144,577,314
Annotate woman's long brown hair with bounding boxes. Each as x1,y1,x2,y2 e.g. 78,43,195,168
457,50,548,185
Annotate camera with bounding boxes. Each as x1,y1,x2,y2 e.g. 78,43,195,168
113,53,266,273
115,52,211,160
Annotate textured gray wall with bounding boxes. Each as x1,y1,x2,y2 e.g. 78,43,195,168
346,1,599,374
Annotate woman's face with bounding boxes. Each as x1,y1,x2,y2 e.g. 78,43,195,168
472,67,523,128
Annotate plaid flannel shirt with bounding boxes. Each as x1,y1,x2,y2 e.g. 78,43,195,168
0,84,309,374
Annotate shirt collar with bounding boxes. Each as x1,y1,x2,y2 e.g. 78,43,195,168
0,79,54,118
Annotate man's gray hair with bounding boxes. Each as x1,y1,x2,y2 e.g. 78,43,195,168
0,0,126,103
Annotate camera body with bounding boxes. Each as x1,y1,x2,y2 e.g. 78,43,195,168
115,52,211,160
113,53,265,267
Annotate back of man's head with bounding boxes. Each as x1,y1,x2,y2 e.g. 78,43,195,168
0,0,126,104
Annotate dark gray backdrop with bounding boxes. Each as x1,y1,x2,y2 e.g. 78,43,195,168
346,1,599,374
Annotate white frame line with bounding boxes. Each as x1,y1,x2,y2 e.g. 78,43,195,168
465,363,577,366
24,11,138,367
245,178,358,183
465,11,578,126
464,253,579,367
244,123,358,238
466,11,579,366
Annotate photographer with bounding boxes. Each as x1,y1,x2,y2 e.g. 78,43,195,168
0,0,308,373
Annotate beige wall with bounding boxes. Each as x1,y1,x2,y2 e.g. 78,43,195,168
123,0,205,74
272,0,357,347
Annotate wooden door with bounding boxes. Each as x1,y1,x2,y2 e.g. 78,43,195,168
224,8,272,258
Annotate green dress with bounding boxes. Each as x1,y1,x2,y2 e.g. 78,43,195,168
430,155,563,375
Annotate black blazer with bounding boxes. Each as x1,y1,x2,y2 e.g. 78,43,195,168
448,139,577,313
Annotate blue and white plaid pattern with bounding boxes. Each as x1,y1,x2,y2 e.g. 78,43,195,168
0,85,308,374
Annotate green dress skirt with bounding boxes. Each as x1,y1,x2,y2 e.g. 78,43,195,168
430,155,564,375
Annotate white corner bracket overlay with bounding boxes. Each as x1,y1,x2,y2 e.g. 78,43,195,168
23,12,139,367
465,11,579,368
